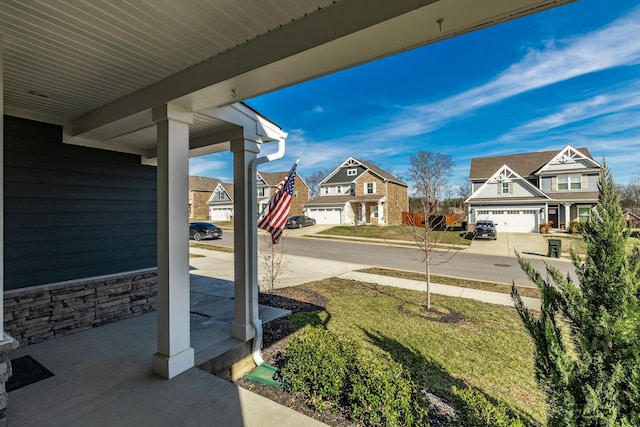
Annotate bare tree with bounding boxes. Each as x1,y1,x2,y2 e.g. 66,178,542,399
620,177,640,213
406,151,455,310
304,170,329,199
258,235,291,294
348,195,377,233
457,180,472,203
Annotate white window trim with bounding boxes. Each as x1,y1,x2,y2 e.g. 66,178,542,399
365,182,376,194
577,204,592,222
347,168,357,176
557,174,582,191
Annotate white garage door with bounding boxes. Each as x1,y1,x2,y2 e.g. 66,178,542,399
209,207,233,221
308,208,342,225
478,210,538,233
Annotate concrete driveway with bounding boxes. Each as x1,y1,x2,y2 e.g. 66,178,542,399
467,232,549,258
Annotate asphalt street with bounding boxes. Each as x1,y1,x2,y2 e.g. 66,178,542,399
199,231,577,287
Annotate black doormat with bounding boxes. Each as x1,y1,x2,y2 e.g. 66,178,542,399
7,355,54,392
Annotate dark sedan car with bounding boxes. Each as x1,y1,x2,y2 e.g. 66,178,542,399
285,215,316,229
189,222,222,240
473,220,497,240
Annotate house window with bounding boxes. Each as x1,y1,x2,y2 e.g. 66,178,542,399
323,187,329,195
294,191,299,199
365,182,376,194
257,187,265,197
557,174,582,191
347,168,357,176
502,182,510,194
577,206,591,222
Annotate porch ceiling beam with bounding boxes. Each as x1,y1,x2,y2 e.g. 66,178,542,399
68,0,573,139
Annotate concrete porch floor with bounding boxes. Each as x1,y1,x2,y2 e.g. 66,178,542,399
7,273,327,427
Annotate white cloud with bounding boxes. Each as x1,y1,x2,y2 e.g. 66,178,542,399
189,155,232,181
372,6,640,140
499,79,640,140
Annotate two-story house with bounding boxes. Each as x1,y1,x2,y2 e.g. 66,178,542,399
465,145,602,233
206,170,309,221
305,158,408,225
257,170,309,217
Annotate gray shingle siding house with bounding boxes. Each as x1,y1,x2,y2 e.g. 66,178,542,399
465,145,602,233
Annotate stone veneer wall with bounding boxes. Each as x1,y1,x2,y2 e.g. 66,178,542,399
3,270,157,346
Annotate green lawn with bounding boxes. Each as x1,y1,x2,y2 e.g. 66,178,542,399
318,225,472,247
543,230,639,257
293,278,547,425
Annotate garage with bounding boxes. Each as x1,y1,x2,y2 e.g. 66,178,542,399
308,208,342,225
476,209,538,233
209,207,233,222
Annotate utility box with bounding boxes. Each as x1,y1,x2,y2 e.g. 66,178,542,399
548,239,562,258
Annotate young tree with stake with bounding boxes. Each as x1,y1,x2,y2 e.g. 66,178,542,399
407,151,455,310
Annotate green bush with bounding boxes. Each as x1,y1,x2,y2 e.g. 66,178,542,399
452,386,525,427
280,326,427,425
280,326,357,410
347,349,426,426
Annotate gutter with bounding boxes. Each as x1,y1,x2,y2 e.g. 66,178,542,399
248,138,286,366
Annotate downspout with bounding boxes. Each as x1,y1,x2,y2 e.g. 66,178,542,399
248,138,286,366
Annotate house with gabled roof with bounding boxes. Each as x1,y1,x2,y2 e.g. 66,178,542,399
189,176,222,219
205,170,308,222
257,170,309,217
207,181,235,221
465,145,602,233
304,158,408,225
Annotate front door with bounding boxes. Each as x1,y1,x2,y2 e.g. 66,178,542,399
548,205,559,228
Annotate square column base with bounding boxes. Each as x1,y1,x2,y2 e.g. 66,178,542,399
231,322,254,342
153,347,194,379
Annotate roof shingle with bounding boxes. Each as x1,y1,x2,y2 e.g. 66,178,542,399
469,147,594,180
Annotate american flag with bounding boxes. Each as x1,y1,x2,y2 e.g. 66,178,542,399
258,162,297,244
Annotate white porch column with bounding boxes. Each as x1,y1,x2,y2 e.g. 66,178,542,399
0,36,18,426
377,201,384,225
360,202,366,224
152,105,194,379
563,203,571,228
231,139,260,341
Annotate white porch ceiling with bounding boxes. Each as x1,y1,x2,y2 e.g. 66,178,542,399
0,0,574,157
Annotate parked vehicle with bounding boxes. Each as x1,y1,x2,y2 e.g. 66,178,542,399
473,220,497,240
285,215,316,229
189,222,222,240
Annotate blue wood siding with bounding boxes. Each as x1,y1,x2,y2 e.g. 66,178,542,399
4,116,157,290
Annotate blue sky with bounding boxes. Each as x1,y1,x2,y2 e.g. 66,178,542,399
189,0,640,193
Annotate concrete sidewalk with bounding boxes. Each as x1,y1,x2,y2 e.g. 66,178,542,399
189,247,541,310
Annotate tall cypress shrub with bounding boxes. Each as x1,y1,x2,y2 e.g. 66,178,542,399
512,165,640,426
